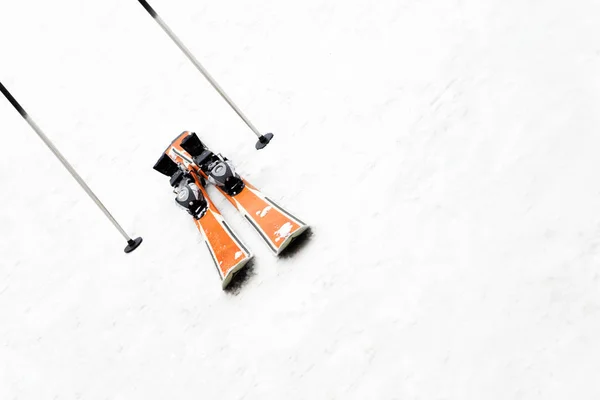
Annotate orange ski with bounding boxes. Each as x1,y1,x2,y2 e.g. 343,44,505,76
190,172,253,288
175,131,310,255
217,180,309,255
153,150,252,289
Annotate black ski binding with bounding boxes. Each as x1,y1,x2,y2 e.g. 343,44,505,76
153,151,208,219
181,132,245,196
171,169,207,219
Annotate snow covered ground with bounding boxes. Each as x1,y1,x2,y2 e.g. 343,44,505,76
2,0,600,398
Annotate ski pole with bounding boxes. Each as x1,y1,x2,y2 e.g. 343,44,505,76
136,0,274,150
0,81,143,253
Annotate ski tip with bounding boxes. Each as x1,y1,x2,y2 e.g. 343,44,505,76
221,255,254,291
124,237,143,253
276,225,311,257
255,133,274,150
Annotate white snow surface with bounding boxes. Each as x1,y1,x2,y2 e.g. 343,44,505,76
2,0,600,398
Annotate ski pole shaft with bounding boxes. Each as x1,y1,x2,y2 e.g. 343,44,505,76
137,0,273,149
0,81,142,253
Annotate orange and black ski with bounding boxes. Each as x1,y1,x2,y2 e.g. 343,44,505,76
153,149,252,289
175,131,310,255
215,179,309,255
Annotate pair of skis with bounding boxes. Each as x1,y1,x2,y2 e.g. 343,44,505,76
153,131,309,289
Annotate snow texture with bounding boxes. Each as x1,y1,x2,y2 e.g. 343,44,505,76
1,0,600,399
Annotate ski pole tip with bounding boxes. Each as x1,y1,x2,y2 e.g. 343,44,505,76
124,237,143,253
255,133,274,150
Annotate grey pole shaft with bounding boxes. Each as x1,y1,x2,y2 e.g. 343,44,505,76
0,81,141,253
24,117,132,242
137,0,263,139
154,15,263,139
